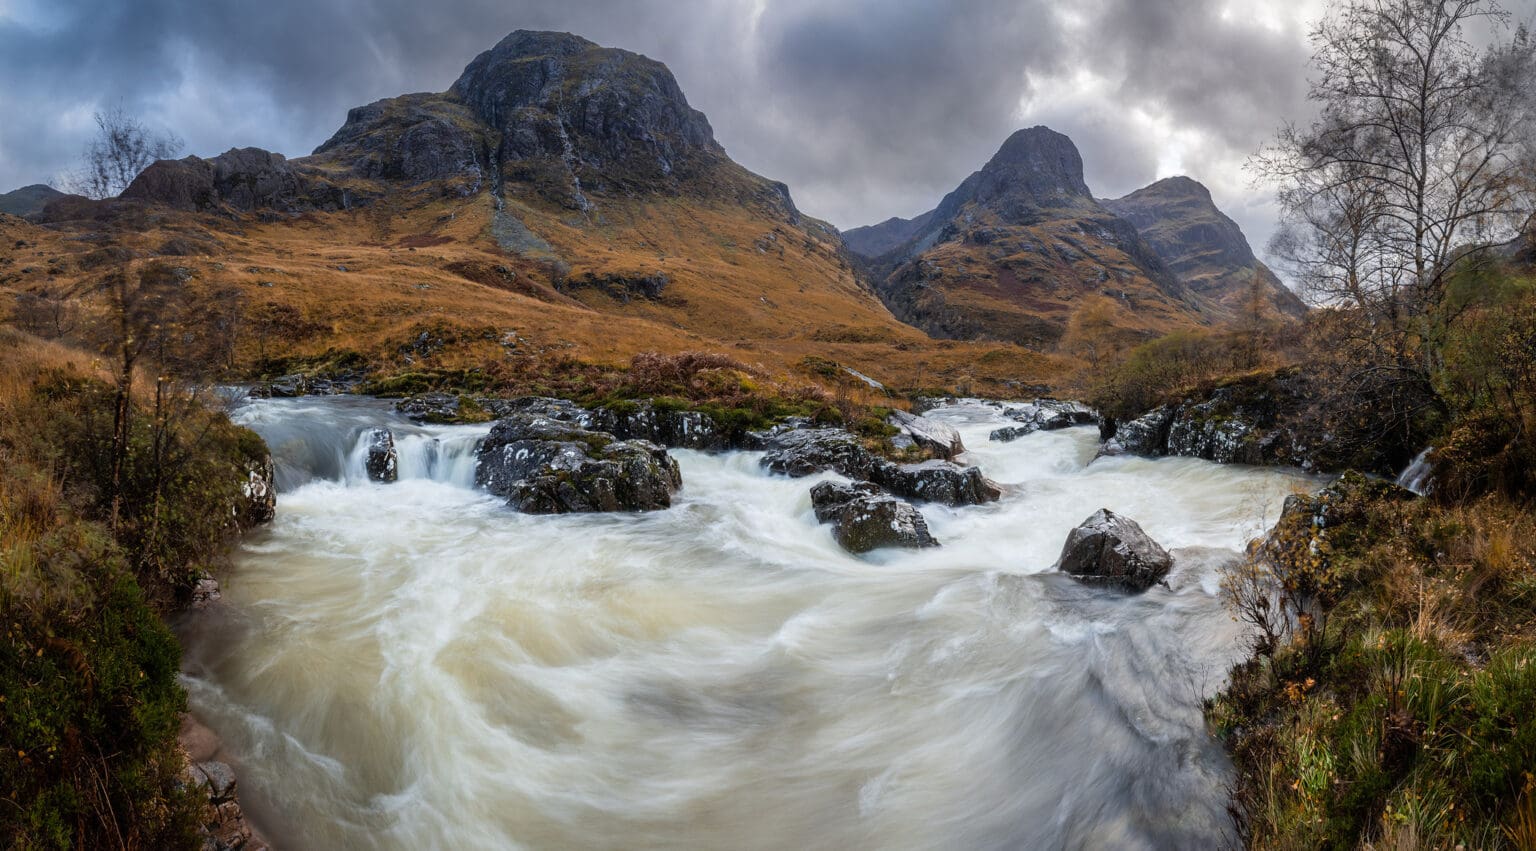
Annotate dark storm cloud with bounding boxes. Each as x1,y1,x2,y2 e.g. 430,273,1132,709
3,0,1530,254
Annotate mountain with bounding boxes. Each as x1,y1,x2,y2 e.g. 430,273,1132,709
842,210,934,259
6,31,1064,395
0,184,65,217
1102,176,1305,319
848,127,1204,348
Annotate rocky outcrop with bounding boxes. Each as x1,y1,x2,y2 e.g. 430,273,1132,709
451,30,725,205
1255,472,1416,598
238,455,277,526
1055,508,1172,592
123,147,354,215
888,409,964,459
759,428,1001,507
809,480,939,553
474,414,681,513
364,428,398,483
1097,369,1325,468
311,93,497,196
870,460,1001,507
989,399,1097,442
179,716,268,851
579,402,730,450
1099,406,1176,457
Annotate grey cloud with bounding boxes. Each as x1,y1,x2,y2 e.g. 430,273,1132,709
3,0,1530,261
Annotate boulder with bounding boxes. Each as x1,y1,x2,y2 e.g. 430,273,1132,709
760,428,878,479
474,415,681,513
1255,471,1416,603
1055,508,1172,591
1100,406,1175,457
870,460,1002,507
239,455,277,526
809,480,939,553
990,426,1031,443
888,410,965,459
364,428,397,483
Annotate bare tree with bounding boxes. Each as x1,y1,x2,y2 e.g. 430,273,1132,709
1257,0,1535,329
63,106,184,200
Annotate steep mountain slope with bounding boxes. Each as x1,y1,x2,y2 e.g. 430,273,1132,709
4,31,1069,395
850,127,1207,349
0,184,65,217
1103,176,1305,319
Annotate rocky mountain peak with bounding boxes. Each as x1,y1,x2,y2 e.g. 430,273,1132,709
449,29,721,198
927,126,1096,229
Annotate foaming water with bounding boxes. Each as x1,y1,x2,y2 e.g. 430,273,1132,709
180,398,1321,850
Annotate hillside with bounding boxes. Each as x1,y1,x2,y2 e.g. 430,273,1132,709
1103,176,1305,320
1,31,1068,397
0,184,65,217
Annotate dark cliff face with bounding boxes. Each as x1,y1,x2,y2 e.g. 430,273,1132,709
1104,176,1307,319
123,30,781,218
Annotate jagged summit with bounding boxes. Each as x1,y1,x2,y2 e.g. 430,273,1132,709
1104,175,1307,318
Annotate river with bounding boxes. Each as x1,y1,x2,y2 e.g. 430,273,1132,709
178,396,1320,850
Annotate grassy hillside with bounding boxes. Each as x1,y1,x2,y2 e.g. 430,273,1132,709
0,328,270,848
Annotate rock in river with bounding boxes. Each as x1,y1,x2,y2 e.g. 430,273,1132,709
809,480,939,553
474,414,681,513
1055,508,1172,592
364,428,398,483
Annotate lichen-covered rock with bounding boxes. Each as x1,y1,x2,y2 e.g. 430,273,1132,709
364,428,397,483
870,459,1002,507
580,403,731,451
1055,508,1172,591
760,428,878,479
396,393,467,423
474,415,681,513
239,455,277,526
809,480,939,553
1254,471,1416,604
1166,403,1260,464
1100,406,1176,457
888,409,965,459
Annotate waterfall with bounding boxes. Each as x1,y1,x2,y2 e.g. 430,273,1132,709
1397,447,1434,495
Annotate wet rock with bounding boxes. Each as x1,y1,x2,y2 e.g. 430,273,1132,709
1166,404,1259,464
190,577,222,608
870,459,1002,507
238,455,276,526
474,415,681,513
192,761,238,803
251,374,308,398
990,426,1032,443
760,428,878,479
809,480,939,553
1099,406,1175,457
395,392,463,423
888,409,964,459
1055,508,1172,592
1003,398,1098,432
580,402,731,451
364,428,398,483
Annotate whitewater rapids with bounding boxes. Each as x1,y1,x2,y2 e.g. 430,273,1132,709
178,397,1319,850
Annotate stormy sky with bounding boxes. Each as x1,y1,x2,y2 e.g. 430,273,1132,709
2,0,1533,255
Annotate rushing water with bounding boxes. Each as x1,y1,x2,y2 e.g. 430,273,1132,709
178,397,1321,850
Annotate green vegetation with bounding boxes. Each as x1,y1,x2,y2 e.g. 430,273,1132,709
0,328,270,848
